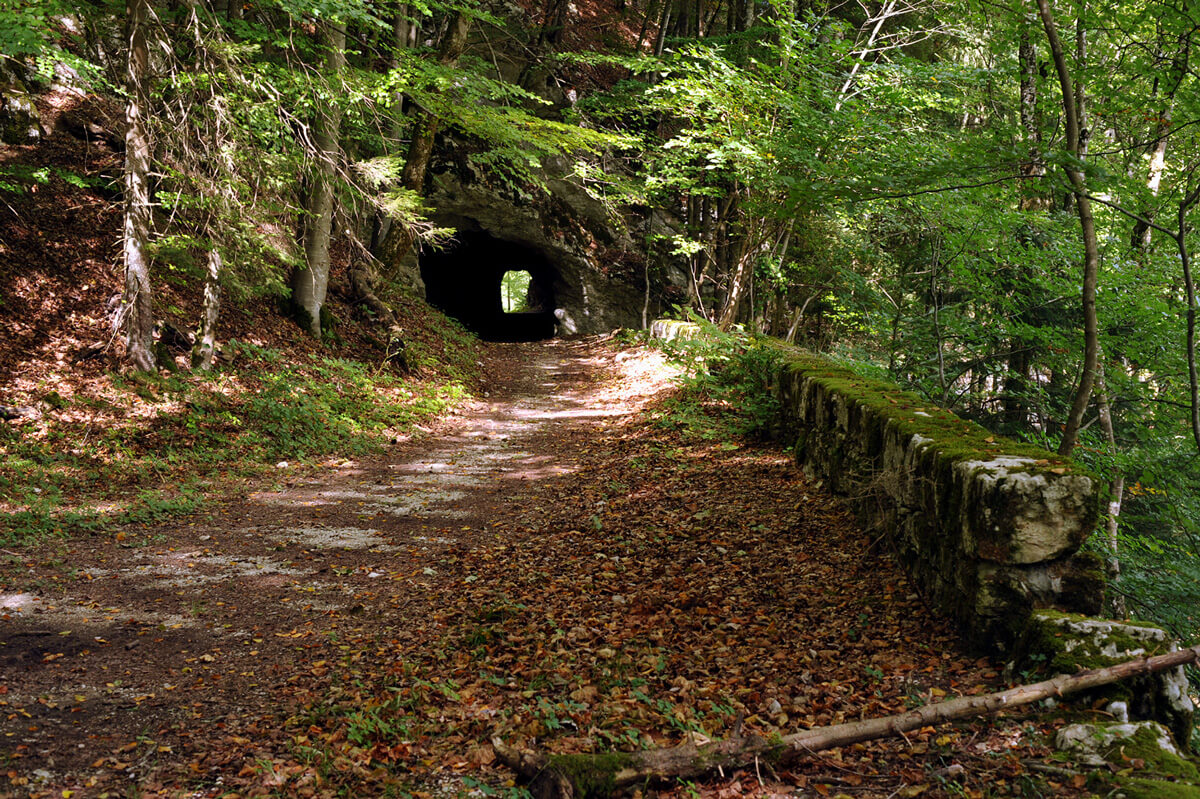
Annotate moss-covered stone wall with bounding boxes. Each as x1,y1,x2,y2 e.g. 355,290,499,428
772,350,1104,652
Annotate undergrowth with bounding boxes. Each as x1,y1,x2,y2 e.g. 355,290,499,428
0,337,478,544
645,317,785,441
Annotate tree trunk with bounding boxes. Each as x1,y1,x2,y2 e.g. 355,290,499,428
833,0,898,112
192,247,221,371
400,10,470,193
716,237,752,330
496,644,1200,799
1095,357,1126,616
1177,186,1200,450
291,21,346,337
1130,35,1187,248
1035,0,1099,457
1016,21,1050,211
122,0,156,372
653,0,671,57
635,0,662,51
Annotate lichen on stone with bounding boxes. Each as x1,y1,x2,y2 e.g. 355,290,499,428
1017,611,1195,748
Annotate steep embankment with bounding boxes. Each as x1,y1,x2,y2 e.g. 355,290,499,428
0,91,483,538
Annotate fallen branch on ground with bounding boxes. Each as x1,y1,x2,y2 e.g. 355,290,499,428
494,644,1200,799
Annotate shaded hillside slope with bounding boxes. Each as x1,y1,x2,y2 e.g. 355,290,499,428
0,90,484,538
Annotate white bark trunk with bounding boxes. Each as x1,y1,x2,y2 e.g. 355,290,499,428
194,248,221,371
122,0,156,371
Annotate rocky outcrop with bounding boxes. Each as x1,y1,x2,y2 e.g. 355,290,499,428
0,62,42,144
420,165,651,336
1019,611,1195,747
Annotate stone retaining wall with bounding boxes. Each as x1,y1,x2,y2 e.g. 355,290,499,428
774,350,1104,651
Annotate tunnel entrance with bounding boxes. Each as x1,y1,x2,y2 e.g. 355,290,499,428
421,231,557,341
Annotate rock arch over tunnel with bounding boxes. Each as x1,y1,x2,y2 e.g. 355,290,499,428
420,232,558,341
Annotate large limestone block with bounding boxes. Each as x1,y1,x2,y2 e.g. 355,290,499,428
1056,720,1197,776
957,457,1097,564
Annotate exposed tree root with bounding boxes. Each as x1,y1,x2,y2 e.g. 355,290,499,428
495,645,1200,798
348,259,408,370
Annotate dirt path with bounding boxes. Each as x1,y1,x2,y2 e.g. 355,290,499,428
1,338,1051,799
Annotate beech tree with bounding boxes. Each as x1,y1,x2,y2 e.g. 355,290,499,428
1033,0,1099,457
121,0,155,371
291,20,346,337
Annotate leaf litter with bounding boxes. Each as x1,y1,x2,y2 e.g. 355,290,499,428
0,337,1080,798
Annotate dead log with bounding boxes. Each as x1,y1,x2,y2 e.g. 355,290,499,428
0,404,39,421
495,644,1200,799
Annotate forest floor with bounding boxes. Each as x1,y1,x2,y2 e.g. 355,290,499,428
0,336,1085,799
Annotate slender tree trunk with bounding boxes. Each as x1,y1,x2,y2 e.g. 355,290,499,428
1177,186,1200,450
291,21,346,337
1009,21,1042,421
636,0,662,52
1017,21,1049,211
642,217,652,329
1035,0,1099,457
930,236,949,405
1095,357,1126,617
1131,42,1187,248
369,6,415,271
833,0,898,112
376,11,471,265
703,0,724,38
1132,124,1171,249
717,232,754,329
193,248,221,371
785,297,811,344
123,0,156,371
653,0,671,56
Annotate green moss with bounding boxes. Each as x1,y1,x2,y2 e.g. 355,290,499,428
545,752,637,799
1018,612,1171,676
1115,726,1200,779
778,348,1096,481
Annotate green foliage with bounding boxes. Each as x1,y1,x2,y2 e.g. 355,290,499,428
501,270,532,313
0,0,98,83
0,164,105,195
0,344,476,544
654,316,785,439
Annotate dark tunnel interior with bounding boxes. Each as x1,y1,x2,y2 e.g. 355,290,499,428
420,231,558,342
